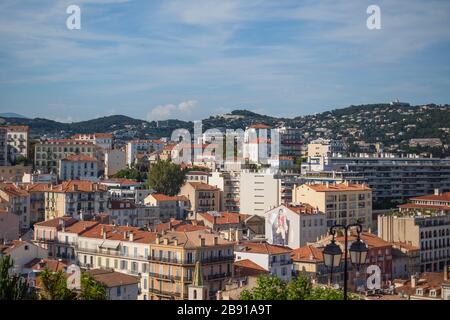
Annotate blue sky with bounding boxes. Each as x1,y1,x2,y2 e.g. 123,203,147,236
0,0,449,122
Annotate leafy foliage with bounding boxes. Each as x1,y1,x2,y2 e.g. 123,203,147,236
0,256,32,300
80,273,107,300
38,269,76,300
240,274,361,300
114,167,146,182
147,160,186,196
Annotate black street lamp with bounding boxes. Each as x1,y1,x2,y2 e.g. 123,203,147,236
323,223,368,300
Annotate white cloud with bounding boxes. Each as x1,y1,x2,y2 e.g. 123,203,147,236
147,100,198,121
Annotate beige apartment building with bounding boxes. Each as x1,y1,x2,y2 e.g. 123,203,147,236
0,165,32,182
0,183,31,230
34,139,97,174
144,194,190,221
179,182,220,213
148,230,235,300
104,149,127,178
378,213,450,273
44,180,107,220
292,182,372,229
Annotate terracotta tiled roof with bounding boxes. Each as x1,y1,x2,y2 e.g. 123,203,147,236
63,221,99,234
20,183,53,193
199,212,246,225
234,259,269,277
35,216,77,229
153,230,234,248
410,192,450,202
0,183,29,197
149,194,183,202
236,242,292,255
87,269,139,288
395,272,447,297
51,180,107,193
100,178,140,186
186,182,219,191
62,154,98,162
79,224,157,244
291,245,324,263
335,232,391,249
25,258,68,272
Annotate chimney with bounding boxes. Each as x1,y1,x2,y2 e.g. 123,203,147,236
411,275,417,288
174,239,178,246
213,216,218,225
129,232,134,242
155,234,161,244
326,182,329,188
434,188,441,196
163,238,169,245
101,226,106,239
123,231,127,240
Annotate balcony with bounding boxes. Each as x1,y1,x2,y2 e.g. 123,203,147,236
206,272,232,280
148,272,185,282
200,256,234,264
148,288,182,299
148,256,193,265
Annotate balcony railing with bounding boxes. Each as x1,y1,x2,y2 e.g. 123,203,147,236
206,272,232,280
148,288,182,298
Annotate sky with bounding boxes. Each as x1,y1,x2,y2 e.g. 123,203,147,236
0,0,449,122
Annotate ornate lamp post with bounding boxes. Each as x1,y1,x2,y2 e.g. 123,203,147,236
323,223,369,300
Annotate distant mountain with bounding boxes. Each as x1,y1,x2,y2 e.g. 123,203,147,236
0,112,28,118
2,103,450,156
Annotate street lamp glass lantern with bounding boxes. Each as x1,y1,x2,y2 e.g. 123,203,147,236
323,241,343,268
349,239,368,266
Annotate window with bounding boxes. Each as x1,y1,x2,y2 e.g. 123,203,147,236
117,286,122,297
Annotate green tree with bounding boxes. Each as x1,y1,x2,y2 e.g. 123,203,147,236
240,275,287,300
240,274,360,300
39,269,76,300
147,160,186,196
114,167,144,181
80,273,107,300
0,256,32,300
286,274,312,300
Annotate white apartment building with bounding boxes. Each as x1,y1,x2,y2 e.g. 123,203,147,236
239,171,281,216
265,204,327,248
5,125,29,164
235,242,293,282
73,133,113,150
126,140,165,166
293,182,372,229
58,154,99,181
76,223,156,300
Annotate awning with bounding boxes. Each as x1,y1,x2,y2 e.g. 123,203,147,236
98,241,120,250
